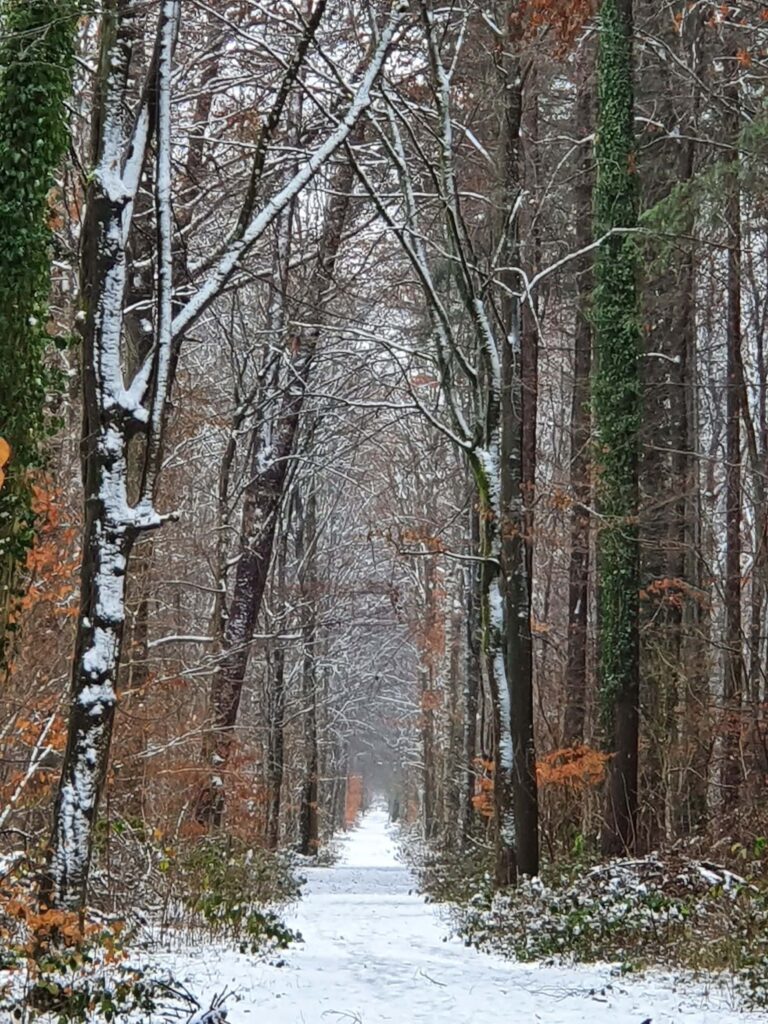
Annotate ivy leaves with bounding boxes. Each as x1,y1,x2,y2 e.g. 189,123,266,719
0,1,80,631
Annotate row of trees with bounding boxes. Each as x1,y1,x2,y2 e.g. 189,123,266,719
0,0,767,917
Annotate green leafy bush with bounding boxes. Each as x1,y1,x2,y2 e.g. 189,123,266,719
450,854,768,1007
171,835,301,953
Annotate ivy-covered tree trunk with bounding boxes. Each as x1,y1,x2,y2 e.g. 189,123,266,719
0,0,80,659
593,0,641,857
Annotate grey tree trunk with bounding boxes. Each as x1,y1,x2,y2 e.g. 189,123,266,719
296,484,319,856
722,71,743,809
563,44,595,748
459,493,481,846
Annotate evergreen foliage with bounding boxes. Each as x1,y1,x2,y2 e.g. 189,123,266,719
0,0,80,650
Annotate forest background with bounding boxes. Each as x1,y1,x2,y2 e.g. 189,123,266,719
0,0,768,1014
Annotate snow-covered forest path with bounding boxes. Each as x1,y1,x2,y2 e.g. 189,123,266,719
167,808,761,1023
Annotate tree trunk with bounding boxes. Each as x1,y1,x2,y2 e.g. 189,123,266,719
265,529,289,852
0,0,80,661
722,77,743,809
443,593,464,845
594,0,641,857
297,485,319,856
496,4,539,879
500,310,539,877
459,492,481,846
43,1,182,910
563,42,595,748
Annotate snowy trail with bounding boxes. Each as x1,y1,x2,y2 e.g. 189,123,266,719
162,808,763,1023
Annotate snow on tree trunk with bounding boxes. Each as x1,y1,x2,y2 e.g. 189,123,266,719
44,0,179,910
46,0,403,907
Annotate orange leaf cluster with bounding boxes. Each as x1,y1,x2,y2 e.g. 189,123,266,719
0,869,124,958
513,0,597,55
399,528,445,554
0,437,10,490
640,576,710,611
18,480,79,619
471,756,495,818
536,745,609,790
345,774,364,827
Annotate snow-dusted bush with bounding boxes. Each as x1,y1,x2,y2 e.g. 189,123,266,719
0,852,165,1022
454,854,768,1006
167,835,300,952
0,828,301,1020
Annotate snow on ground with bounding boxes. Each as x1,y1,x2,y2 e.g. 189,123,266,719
150,807,765,1023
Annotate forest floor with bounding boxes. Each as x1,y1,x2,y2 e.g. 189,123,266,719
149,808,764,1023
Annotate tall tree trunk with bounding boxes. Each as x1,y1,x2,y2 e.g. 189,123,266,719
563,43,595,747
44,1,182,910
265,529,289,851
634,0,700,849
500,307,539,877
419,554,439,839
722,77,743,810
496,6,539,880
443,590,464,845
473,478,515,885
594,0,641,857
296,484,319,856
459,492,481,846
0,0,80,660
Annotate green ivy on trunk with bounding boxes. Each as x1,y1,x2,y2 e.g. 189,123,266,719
0,0,80,655
592,0,641,856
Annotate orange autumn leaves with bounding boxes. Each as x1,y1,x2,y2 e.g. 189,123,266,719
473,746,609,818
0,437,9,490
513,0,596,55
19,480,79,619
345,775,364,827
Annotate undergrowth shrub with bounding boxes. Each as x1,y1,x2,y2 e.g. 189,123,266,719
0,852,167,1022
451,854,768,1008
0,823,302,1021
85,817,301,952
418,840,494,907
169,834,300,952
